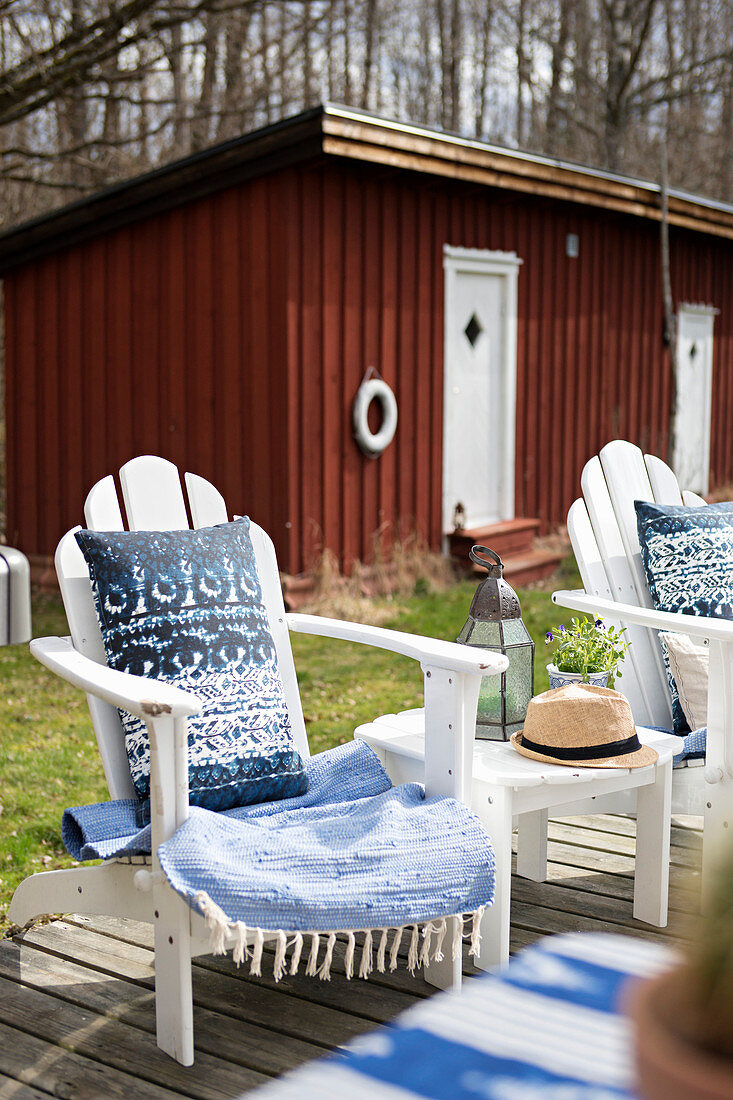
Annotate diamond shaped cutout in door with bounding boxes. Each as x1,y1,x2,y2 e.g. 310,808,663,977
464,312,483,348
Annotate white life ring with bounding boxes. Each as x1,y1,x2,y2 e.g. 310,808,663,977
353,377,398,457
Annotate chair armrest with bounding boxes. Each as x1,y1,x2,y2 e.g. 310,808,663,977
31,636,203,720
552,590,733,644
286,613,508,677
554,590,733,784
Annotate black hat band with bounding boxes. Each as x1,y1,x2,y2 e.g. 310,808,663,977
518,732,642,761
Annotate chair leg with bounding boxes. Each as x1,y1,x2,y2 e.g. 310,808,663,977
472,786,513,970
702,773,733,905
424,917,463,990
515,809,548,881
633,760,671,927
153,888,195,1066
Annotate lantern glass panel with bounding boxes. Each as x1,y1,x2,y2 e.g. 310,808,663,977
459,619,502,647
504,644,534,729
502,618,533,645
476,669,502,728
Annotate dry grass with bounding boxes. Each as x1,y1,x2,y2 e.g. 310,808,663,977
709,482,733,504
294,533,456,623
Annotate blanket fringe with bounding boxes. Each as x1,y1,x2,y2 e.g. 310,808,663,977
407,924,420,973
376,928,388,973
305,932,320,976
233,922,249,966
345,931,356,980
289,931,304,976
318,932,337,981
273,930,288,982
194,892,488,983
389,925,403,972
359,929,373,979
250,928,264,977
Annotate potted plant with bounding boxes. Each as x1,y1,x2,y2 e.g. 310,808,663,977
625,842,733,1100
545,616,630,689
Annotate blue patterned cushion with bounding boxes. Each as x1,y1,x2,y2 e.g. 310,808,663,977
75,518,307,821
635,500,733,733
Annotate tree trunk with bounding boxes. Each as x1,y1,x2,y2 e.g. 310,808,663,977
516,0,530,146
473,0,494,138
190,12,218,151
361,0,378,109
545,0,572,155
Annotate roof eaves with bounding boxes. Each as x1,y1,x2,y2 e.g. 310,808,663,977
0,108,326,275
321,103,733,238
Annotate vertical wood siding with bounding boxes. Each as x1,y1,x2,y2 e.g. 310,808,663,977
4,174,295,562
4,159,733,574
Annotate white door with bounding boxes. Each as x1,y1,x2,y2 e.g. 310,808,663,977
442,247,522,533
672,304,717,495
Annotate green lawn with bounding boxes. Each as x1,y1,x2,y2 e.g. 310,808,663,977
0,558,580,933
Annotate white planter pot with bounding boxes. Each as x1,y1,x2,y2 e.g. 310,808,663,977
546,663,610,690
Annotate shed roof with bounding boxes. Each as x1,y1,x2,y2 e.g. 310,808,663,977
1,102,732,274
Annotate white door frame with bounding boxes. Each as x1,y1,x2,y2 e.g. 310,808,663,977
442,246,522,533
672,302,717,496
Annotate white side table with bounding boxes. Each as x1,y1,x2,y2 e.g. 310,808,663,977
356,708,679,968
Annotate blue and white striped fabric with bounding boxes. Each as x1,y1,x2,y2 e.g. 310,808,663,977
251,933,677,1099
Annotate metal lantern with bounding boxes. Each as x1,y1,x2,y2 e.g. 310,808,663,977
457,545,535,740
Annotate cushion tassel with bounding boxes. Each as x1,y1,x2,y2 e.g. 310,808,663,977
306,932,320,977
318,932,336,981
345,931,356,979
433,917,447,963
376,928,388,973
359,929,373,979
389,926,404,972
419,921,435,968
289,931,304,976
195,891,229,956
469,906,485,957
249,928,265,977
407,924,420,974
273,929,288,982
451,915,463,961
232,922,249,967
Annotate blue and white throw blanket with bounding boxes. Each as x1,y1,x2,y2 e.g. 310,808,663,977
62,741,495,982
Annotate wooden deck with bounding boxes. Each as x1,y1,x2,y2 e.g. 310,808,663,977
0,813,702,1099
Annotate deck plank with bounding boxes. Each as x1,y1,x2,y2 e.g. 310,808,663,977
0,1018,190,1099
0,968,266,1097
0,1071,56,1100
4,814,703,1099
0,939,321,1077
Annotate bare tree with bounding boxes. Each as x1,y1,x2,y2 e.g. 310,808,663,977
1,0,732,231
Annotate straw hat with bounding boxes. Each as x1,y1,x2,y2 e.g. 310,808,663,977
510,683,658,768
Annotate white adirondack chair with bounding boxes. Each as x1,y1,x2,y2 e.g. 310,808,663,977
553,438,733,887
9,455,508,1067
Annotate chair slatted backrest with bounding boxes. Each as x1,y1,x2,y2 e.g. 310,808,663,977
56,457,309,801
568,439,705,730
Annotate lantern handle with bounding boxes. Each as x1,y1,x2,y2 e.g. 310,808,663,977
469,545,504,573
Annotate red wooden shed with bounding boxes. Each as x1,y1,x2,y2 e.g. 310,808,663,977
1,104,732,580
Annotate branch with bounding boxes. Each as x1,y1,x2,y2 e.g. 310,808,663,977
0,0,263,126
